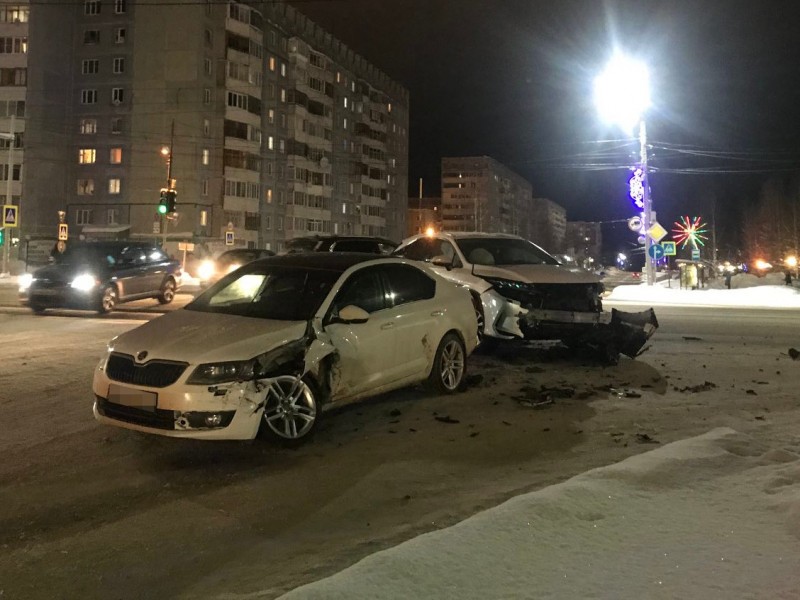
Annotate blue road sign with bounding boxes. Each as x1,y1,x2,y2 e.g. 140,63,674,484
661,241,676,256
648,243,665,260
691,248,701,260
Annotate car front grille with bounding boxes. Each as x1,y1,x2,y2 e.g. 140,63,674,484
96,397,175,430
106,353,188,388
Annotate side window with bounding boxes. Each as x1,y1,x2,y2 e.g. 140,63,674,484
332,267,386,314
333,240,374,253
383,265,435,307
120,246,146,265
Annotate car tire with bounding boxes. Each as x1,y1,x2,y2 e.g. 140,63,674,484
97,285,117,314
259,375,321,446
470,290,486,344
30,303,46,315
157,278,176,304
427,332,467,394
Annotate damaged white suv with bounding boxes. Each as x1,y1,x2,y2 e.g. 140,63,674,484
93,254,478,443
395,232,657,361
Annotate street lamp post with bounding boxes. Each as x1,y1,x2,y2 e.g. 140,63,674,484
595,54,655,285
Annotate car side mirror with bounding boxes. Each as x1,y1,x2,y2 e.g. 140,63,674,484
335,304,370,324
431,255,454,270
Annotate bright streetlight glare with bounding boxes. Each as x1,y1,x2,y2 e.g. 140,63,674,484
594,54,651,132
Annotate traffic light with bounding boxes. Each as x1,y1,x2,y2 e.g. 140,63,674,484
158,188,177,215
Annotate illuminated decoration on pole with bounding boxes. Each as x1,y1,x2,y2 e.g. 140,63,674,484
672,215,709,249
628,166,645,209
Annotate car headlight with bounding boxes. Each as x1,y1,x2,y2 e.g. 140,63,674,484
198,260,215,280
481,276,532,293
18,273,33,291
186,360,255,385
70,273,99,291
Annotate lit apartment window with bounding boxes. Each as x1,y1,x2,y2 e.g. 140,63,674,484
84,1,100,16
111,117,122,134
109,148,122,164
267,136,273,150
200,210,208,226
387,103,392,113
202,149,209,165
113,57,125,74
81,59,99,74
108,178,121,194
280,88,286,103
115,28,125,44
78,148,96,164
280,63,286,77
267,109,274,125
343,97,348,108
114,0,126,14
76,209,92,225
343,117,347,130
79,118,97,134
269,56,275,71
107,208,119,224
111,88,124,104
76,179,94,195
266,188,272,204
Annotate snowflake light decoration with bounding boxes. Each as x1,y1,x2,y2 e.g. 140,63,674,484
672,215,708,249
627,167,645,209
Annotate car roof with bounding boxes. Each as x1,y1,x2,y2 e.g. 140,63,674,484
286,235,397,245
251,252,395,272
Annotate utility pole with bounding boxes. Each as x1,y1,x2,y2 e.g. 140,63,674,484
1,115,15,277
162,120,174,248
640,120,655,285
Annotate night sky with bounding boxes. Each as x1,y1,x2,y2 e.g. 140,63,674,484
290,0,800,256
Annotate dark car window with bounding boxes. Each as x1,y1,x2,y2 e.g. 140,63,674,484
395,238,459,264
120,245,147,265
187,265,340,320
382,264,435,306
55,243,122,266
331,267,386,314
146,248,167,263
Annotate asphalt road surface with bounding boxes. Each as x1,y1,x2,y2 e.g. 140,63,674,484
1,303,799,599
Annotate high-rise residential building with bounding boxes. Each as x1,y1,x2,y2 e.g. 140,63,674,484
565,221,602,268
530,196,566,254
0,1,27,212
24,1,408,251
440,156,532,237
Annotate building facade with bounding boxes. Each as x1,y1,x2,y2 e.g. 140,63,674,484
529,196,566,254
0,2,27,219
24,0,408,251
406,196,441,238
440,156,532,238
565,221,602,268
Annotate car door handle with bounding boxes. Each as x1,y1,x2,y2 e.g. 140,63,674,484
380,322,395,330
430,310,444,317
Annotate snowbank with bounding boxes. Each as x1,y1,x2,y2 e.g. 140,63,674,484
607,279,800,308
281,428,800,599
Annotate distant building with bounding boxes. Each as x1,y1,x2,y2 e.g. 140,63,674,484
24,1,409,251
565,221,602,268
406,196,441,238
529,197,566,254
440,156,532,237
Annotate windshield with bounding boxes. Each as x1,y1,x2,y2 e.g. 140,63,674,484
218,250,259,266
54,244,121,267
186,265,340,320
456,238,559,266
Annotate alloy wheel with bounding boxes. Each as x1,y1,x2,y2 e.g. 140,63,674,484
439,339,465,391
262,376,317,440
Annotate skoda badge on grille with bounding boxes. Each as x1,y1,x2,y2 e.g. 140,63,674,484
136,351,148,362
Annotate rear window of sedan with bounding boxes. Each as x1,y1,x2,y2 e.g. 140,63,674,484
186,265,340,321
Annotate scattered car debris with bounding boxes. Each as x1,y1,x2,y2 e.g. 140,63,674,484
635,433,660,444
678,381,717,393
434,415,460,424
389,409,402,417
608,387,643,398
516,397,555,409
789,348,800,360
469,432,480,438
746,389,758,395
683,336,702,341
755,416,766,421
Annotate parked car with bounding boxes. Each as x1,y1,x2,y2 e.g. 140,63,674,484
92,253,478,444
283,235,397,255
197,248,275,287
19,241,181,314
394,232,658,361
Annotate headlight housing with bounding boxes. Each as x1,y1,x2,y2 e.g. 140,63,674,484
481,277,533,294
70,273,99,291
18,273,33,292
187,360,255,385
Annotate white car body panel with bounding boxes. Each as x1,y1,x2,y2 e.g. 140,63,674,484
92,257,477,440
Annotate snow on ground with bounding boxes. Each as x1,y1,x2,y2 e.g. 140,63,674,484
607,273,800,308
281,428,800,599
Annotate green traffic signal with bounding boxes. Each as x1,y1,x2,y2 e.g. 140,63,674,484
157,203,168,215
0,228,4,247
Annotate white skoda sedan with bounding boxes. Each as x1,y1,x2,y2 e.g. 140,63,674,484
93,254,478,444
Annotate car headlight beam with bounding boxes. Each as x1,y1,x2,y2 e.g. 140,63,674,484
18,273,33,291
198,260,215,280
70,273,99,292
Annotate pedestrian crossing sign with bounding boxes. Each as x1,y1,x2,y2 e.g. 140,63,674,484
2,204,18,227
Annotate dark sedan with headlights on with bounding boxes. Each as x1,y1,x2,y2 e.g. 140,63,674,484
19,241,182,314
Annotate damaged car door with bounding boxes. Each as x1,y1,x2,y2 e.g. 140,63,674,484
323,265,401,401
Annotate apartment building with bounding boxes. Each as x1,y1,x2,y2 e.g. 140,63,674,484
24,0,408,251
529,196,566,254
440,156,532,238
565,221,602,267
406,196,441,238
0,2,26,214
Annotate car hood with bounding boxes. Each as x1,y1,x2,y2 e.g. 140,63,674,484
109,308,309,364
472,264,601,285
33,262,109,282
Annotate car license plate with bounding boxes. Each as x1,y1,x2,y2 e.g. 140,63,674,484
108,384,157,410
